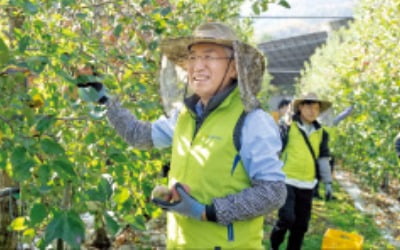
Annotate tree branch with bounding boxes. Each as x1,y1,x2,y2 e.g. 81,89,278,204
0,115,10,124
55,116,89,121
81,1,120,9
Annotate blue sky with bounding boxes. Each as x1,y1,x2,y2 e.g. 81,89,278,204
241,0,358,42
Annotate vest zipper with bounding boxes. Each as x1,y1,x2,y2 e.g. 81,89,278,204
227,223,234,241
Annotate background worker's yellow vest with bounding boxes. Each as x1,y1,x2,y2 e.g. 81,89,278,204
167,88,264,249
281,123,323,182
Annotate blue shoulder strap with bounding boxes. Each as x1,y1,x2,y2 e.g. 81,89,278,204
233,111,248,152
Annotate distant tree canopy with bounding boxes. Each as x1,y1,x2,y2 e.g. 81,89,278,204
298,0,400,189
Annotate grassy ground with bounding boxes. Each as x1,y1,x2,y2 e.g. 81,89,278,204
262,182,397,250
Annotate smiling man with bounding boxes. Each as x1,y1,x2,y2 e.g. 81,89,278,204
151,22,286,249
78,22,286,249
186,43,237,106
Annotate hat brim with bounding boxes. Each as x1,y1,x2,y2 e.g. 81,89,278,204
293,98,332,113
160,37,235,69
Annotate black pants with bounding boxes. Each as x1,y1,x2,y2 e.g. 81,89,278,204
270,185,313,250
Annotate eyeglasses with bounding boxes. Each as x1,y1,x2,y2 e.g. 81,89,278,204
186,55,233,64
301,100,321,106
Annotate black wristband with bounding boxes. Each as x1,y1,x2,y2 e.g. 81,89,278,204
98,96,109,104
205,203,217,222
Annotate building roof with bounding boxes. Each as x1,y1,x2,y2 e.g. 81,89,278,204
258,31,328,86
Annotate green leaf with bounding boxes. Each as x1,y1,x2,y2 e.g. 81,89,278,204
13,159,35,181
55,68,75,84
23,1,39,14
23,228,35,239
114,187,130,204
76,74,101,84
38,185,52,194
11,147,35,181
99,177,113,200
113,24,123,37
18,35,30,53
0,151,7,169
33,19,44,31
104,211,119,236
37,164,51,184
259,1,268,12
10,217,28,231
0,37,10,68
149,41,158,50
76,13,87,19
11,146,27,167
278,0,291,8
87,177,112,202
62,0,75,7
53,159,76,178
30,203,47,225
44,211,85,248
160,7,172,16
109,153,127,163
87,189,102,202
60,53,71,64
26,56,49,74
252,3,260,15
124,214,146,231
40,138,65,155
35,116,54,133
84,132,97,144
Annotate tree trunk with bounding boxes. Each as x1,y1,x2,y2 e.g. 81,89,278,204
381,171,390,193
0,173,19,249
0,7,25,249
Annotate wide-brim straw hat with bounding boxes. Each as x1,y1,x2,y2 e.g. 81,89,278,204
293,92,332,113
159,22,266,112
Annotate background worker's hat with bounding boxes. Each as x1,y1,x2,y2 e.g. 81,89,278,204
293,92,332,113
159,22,266,112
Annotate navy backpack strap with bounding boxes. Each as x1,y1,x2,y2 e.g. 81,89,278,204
231,111,248,175
279,123,290,152
233,111,248,152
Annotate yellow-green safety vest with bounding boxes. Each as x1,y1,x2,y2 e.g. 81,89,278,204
281,122,324,182
167,87,264,249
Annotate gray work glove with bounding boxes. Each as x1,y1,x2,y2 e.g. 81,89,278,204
325,183,333,201
394,132,400,158
318,157,333,183
77,81,109,104
152,183,205,220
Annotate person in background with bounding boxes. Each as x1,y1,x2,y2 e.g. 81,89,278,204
77,22,286,249
272,98,291,125
395,132,400,158
270,92,332,250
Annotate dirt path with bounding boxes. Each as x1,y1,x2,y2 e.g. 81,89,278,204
335,170,400,248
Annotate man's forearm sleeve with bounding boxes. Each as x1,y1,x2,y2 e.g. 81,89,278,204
212,180,286,226
106,98,153,149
